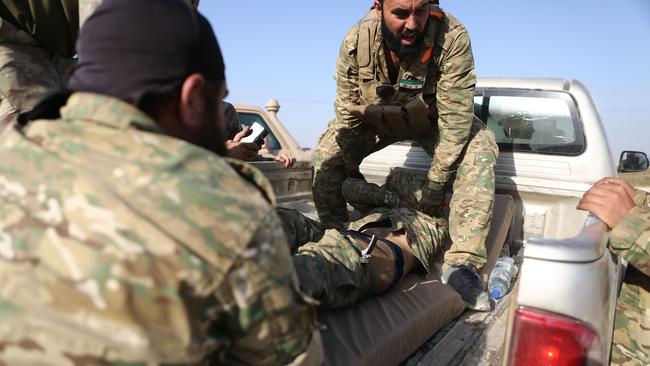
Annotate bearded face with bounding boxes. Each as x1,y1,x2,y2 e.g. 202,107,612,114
377,0,429,62
381,17,424,62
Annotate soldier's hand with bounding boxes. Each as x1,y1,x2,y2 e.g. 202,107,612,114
347,104,367,119
419,181,446,217
275,153,296,168
577,177,636,230
226,127,261,162
344,162,365,180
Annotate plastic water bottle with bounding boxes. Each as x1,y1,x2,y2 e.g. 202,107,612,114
488,257,518,299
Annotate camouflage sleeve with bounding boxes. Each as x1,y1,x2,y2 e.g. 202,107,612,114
429,24,476,184
223,101,243,141
333,24,366,165
342,177,400,208
212,210,319,365
609,190,650,277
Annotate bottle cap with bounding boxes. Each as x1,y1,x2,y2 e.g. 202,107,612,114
491,289,503,299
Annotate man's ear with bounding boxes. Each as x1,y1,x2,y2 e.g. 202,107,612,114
374,0,382,15
179,73,206,128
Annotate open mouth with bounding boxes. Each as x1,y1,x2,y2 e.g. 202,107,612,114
401,33,417,45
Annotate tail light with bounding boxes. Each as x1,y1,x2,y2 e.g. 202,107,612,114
507,306,602,366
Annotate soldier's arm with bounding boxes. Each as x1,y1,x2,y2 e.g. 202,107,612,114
609,190,650,277
213,210,321,365
428,23,476,185
578,179,650,276
342,177,400,208
333,24,367,166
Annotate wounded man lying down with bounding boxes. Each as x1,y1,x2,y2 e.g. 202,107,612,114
278,168,491,310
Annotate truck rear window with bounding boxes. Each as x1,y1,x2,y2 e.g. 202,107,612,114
475,90,585,155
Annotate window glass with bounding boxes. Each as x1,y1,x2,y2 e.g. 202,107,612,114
485,94,584,154
238,112,281,150
473,96,483,117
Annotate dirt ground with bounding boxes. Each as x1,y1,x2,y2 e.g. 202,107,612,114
620,171,650,188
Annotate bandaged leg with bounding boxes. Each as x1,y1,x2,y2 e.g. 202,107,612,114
293,227,418,309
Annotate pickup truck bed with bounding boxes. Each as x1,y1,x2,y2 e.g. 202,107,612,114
314,195,515,366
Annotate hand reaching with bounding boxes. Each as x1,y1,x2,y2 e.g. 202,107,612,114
275,153,295,168
577,177,636,229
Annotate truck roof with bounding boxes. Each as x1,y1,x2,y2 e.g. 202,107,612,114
477,77,574,92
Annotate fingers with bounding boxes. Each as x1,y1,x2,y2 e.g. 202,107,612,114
576,199,611,228
592,180,635,203
240,143,260,161
579,177,637,229
275,154,296,168
232,126,252,142
226,142,259,161
600,178,636,198
594,177,636,197
240,142,260,151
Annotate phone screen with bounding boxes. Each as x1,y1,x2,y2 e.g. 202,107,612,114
241,122,269,145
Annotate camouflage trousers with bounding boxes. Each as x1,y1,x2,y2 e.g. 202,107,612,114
277,206,444,309
0,21,75,130
610,268,650,365
277,207,371,309
312,118,498,269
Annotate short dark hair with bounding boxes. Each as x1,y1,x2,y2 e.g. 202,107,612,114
137,83,183,121
137,80,223,122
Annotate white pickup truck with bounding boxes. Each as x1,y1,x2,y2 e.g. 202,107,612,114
235,77,648,365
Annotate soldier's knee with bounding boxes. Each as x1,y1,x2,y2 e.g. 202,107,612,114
467,125,498,158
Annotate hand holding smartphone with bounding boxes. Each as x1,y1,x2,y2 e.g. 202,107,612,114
240,122,269,146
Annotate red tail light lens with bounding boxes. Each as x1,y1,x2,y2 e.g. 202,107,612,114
507,306,601,366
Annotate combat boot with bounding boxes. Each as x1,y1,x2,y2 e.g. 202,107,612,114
442,264,492,312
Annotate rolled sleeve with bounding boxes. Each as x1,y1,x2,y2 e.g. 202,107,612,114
609,193,650,278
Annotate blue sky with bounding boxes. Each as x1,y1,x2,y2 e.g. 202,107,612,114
203,1,650,160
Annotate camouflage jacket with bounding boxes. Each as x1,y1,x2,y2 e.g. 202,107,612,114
334,5,476,184
0,93,318,365
609,189,650,364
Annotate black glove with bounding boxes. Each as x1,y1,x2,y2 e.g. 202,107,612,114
419,180,445,217
344,163,366,181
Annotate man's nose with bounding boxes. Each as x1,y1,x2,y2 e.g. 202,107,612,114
405,15,417,31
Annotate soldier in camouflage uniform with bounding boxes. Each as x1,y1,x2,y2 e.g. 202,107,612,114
282,164,492,311
278,168,448,309
0,0,196,130
223,101,296,167
312,0,497,309
0,0,320,365
578,177,650,365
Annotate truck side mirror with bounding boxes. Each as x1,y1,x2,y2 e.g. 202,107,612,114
618,151,649,173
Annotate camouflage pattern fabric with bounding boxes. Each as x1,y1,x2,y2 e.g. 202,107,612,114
0,92,319,365
0,20,75,130
313,5,477,225
223,101,243,140
284,169,446,309
314,116,497,269
0,0,198,131
276,207,326,253
609,189,650,365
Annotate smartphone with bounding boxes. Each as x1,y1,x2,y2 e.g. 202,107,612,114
240,122,269,146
